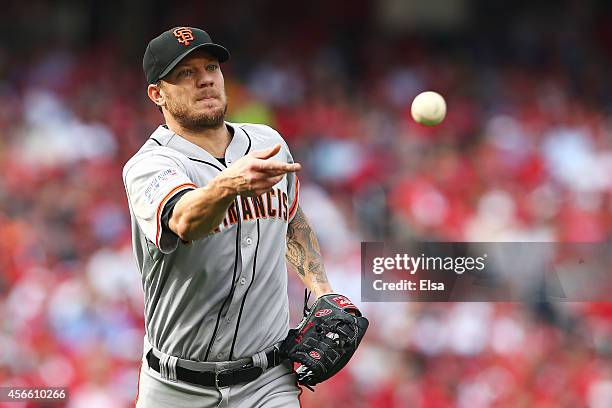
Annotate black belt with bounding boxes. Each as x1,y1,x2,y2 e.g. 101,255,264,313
146,348,282,388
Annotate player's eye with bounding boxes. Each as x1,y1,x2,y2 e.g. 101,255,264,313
178,69,193,78
206,64,219,72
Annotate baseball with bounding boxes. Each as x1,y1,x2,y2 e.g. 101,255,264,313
411,91,447,126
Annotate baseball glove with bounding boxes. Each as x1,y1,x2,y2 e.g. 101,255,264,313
280,291,369,389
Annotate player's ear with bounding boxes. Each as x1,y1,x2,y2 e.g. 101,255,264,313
147,82,165,108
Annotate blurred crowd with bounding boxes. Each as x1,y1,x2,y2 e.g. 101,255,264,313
1,2,612,407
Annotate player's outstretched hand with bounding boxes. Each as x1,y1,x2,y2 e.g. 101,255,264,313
222,144,301,197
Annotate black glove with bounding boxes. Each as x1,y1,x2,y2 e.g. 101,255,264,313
280,292,369,389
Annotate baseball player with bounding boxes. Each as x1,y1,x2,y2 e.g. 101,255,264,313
123,27,337,407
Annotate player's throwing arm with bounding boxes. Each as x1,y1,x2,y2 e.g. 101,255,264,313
169,144,300,241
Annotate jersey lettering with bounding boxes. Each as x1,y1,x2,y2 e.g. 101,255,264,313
227,201,239,225
209,189,291,236
267,189,277,217
241,196,254,221
282,192,288,221
251,196,266,218
277,188,282,220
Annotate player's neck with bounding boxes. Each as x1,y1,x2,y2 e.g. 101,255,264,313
166,120,232,158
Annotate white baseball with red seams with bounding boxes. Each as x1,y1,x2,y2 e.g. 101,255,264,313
411,91,447,126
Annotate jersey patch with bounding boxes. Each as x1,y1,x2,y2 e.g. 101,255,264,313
144,168,182,205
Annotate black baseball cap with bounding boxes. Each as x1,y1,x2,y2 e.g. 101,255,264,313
143,27,230,84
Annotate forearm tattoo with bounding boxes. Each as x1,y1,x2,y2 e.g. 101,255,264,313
286,206,328,285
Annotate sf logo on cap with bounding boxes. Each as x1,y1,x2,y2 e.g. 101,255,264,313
173,27,194,46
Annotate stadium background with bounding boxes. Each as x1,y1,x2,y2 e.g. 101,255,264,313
1,0,612,406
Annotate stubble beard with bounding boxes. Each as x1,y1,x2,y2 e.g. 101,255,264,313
167,96,228,131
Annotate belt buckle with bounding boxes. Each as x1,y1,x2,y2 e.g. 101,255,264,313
271,346,279,366
215,368,232,388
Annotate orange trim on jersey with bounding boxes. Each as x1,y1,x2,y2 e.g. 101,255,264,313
155,183,197,248
288,176,300,220
134,359,142,407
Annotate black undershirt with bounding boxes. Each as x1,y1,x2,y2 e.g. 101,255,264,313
161,189,193,239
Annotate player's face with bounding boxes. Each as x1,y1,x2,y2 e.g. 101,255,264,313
159,50,228,130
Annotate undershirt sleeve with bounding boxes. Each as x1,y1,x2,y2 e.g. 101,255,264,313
160,188,194,239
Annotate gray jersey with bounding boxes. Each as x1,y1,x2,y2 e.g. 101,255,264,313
122,122,299,362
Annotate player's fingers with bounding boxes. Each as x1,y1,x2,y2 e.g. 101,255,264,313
249,144,281,160
267,174,285,185
251,175,284,190
253,160,301,174
248,175,284,196
250,186,275,196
